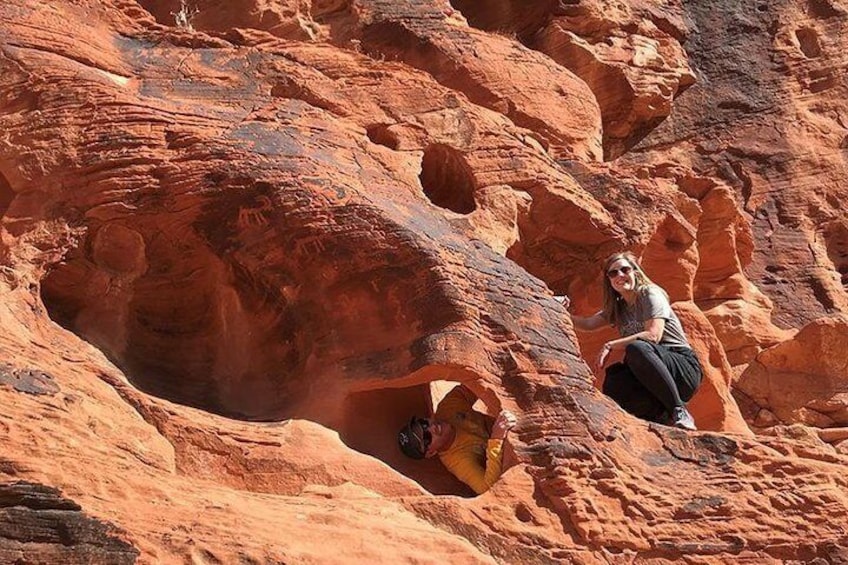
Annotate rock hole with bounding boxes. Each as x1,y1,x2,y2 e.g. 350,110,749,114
0,172,13,219
360,21,432,65
822,222,848,288
514,502,534,523
807,0,844,18
311,0,352,22
419,144,477,214
366,124,400,150
270,78,304,100
448,0,551,41
795,27,823,58
808,68,837,93
448,0,511,32
339,380,478,496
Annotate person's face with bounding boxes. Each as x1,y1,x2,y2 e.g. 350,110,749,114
419,418,453,457
606,258,636,294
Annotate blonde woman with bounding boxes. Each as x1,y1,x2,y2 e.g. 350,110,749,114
565,252,703,430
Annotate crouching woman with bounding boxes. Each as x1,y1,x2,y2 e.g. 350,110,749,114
567,252,703,430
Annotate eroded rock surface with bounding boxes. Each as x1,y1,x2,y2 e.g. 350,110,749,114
1,0,848,562
737,315,848,429
625,0,848,330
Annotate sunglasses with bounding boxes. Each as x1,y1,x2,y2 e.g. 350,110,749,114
607,265,633,278
411,417,432,451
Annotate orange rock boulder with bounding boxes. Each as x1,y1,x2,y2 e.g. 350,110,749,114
737,315,848,429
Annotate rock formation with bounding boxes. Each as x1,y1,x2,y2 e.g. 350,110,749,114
737,315,848,431
1,0,848,562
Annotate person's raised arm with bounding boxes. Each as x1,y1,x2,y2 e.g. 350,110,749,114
555,295,607,332
571,311,607,332
454,383,477,405
433,383,477,422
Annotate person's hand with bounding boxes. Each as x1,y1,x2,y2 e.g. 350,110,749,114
553,295,570,309
492,410,517,440
596,342,612,370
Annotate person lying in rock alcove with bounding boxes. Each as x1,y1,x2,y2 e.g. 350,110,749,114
398,384,517,495
560,251,703,430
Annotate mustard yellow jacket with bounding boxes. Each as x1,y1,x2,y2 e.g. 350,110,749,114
435,387,504,494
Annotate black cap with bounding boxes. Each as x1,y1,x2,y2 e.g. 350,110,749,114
398,417,426,459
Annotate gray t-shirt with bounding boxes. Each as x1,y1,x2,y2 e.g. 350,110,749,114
617,285,691,348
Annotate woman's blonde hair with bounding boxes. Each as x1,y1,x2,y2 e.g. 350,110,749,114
601,251,659,326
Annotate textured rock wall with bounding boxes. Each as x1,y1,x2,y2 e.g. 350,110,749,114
1,0,848,562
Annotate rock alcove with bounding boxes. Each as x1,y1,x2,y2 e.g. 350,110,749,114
339,381,487,496
419,144,477,214
39,215,481,496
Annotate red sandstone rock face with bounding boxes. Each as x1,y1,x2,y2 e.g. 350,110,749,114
2,0,848,562
737,315,848,430
624,0,848,329
450,0,696,159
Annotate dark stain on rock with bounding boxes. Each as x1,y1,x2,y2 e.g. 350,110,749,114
0,457,27,476
674,495,730,519
695,434,739,464
0,481,139,563
0,364,60,396
662,431,739,468
655,535,746,555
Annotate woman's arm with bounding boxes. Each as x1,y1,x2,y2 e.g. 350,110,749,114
596,318,666,368
555,295,607,332
571,311,608,332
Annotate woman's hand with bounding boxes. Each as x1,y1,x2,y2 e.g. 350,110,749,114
596,342,613,369
553,295,570,309
492,410,517,440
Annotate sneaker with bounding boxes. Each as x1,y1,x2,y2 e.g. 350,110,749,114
670,406,696,431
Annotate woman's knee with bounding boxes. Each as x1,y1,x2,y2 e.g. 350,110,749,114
624,340,653,363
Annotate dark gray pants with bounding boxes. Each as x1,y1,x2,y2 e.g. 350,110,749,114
602,340,703,423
